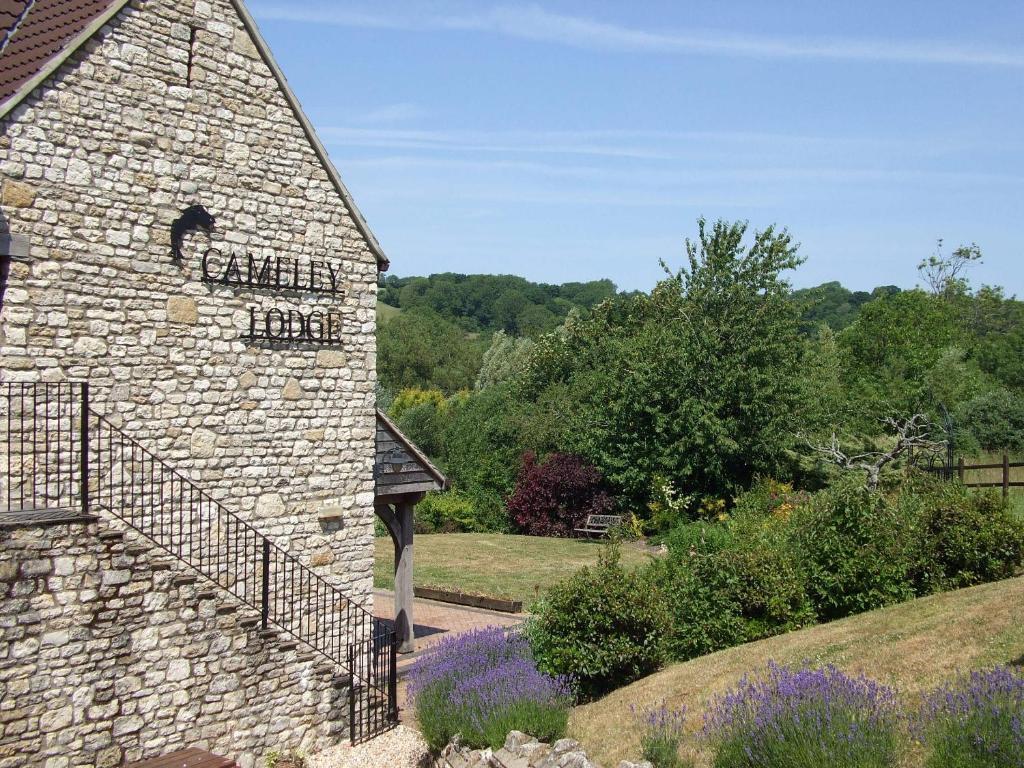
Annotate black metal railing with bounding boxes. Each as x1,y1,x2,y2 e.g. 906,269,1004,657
1,381,397,743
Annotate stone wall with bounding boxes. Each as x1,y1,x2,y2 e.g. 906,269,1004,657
0,0,378,599
0,519,350,768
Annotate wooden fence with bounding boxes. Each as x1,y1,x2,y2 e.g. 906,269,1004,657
951,454,1024,499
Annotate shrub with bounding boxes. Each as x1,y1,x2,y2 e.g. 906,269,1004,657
703,662,902,768
901,476,1024,593
786,479,917,620
407,626,571,752
389,386,447,421
633,703,692,768
415,490,495,534
394,399,448,460
528,544,670,699
647,476,695,533
506,452,614,537
957,388,1024,454
913,666,1024,768
654,520,814,661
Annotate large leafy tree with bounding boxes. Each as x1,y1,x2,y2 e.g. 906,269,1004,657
522,218,806,509
377,309,486,393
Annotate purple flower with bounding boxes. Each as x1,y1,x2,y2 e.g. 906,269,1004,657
913,666,1024,766
407,625,572,750
702,661,901,765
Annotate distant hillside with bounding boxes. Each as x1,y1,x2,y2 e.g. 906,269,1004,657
793,281,901,331
378,273,622,336
378,273,903,337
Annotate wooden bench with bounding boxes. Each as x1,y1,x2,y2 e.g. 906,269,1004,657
574,514,623,538
127,749,238,768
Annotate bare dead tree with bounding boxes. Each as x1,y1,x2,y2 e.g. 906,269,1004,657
811,414,947,490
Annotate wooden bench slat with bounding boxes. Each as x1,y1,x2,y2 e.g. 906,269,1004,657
127,749,238,768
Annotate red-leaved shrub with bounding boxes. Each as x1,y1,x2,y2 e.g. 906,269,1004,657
506,452,614,537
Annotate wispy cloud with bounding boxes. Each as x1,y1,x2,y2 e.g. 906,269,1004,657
252,3,1024,68
346,102,427,125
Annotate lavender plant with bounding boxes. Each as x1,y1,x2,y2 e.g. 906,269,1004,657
702,661,902,768
912,666,1024,768
632,702,691,768
407,626,572,752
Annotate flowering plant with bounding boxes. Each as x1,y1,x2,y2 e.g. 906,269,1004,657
407,626,572,752
912,666,1024,768
632,702,690,768
702,661,902,768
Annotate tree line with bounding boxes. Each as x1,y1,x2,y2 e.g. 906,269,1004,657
377,223,1024,532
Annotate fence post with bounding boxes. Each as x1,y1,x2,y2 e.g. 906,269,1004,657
1003,453,1010,500
958,457,965,483
80,382,89,515
261,538,270,630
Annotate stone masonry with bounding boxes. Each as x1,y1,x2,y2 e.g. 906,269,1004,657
438,732,654,768
0,519,351,768
0,0,380,600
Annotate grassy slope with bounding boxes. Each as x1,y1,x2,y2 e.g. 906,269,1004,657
373,533,653,607
376,302,402,322
569,575,1024,767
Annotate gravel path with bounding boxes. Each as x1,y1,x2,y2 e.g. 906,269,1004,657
307,725,432,768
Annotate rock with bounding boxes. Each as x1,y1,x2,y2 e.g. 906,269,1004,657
66,158,92,185
2,179,36,207
39,705,73,732
551,740,581,756
190,427,217,458
309,549,334,567
505,731,533,753
282,377,303,400
166,659,190,682
73,335,108,356
233,29,259,58
167,296,198,324
256,492,285,519
238,371,257,389
617,762,654,768
225,142,250,165
316,349,346,368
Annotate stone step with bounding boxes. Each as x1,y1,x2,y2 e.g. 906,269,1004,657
237,616,261,629
196,589,219,601
172,574,198,587
215,604,238,616
98,530,125,542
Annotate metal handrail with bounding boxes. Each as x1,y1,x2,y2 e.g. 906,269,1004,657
2,381,398,741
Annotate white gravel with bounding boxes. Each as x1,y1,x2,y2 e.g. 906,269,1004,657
307,725,432,768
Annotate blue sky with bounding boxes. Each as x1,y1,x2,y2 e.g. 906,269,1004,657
248,1,1024,294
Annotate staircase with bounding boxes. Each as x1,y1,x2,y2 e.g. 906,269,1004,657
1,381,398,745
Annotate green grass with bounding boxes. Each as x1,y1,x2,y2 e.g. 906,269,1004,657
373,533,654,608
568,575,1024,768
376,302,402,322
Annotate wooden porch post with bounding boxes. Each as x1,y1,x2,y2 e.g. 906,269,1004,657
394,501,416,654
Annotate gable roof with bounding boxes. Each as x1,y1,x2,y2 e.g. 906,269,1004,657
375,408,449,498
0,0,390,271
0,0,125,107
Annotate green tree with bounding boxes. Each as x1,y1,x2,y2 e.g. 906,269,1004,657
475,331,536,390
377,309,485,393
523,218,806,510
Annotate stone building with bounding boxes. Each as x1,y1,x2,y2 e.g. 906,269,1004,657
0,0,409,764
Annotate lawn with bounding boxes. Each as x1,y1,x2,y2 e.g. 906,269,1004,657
373,533,654,608
376,301,402,322
568,574,1024,767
